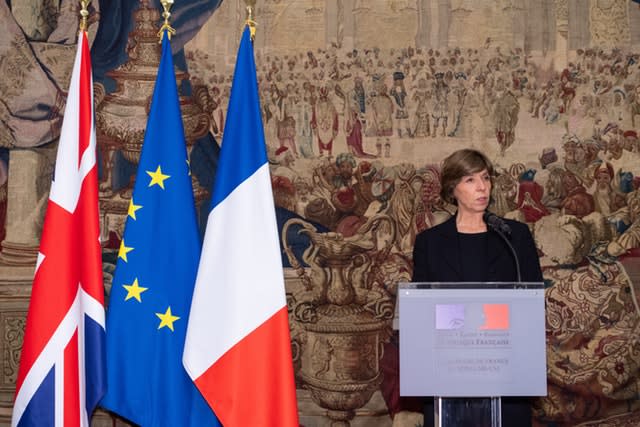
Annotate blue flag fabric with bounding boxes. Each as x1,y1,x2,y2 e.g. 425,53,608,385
100,33,221,427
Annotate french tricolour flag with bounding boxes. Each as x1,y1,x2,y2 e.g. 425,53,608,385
12,31,106,427
183,26,299,426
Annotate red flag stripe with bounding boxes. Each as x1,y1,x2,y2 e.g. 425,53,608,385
194,308,298,427
78,34,92,167
63,331,80,427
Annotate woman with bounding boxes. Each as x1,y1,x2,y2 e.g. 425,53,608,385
412,148,543,427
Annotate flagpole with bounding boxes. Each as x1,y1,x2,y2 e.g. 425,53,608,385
244,0,257,40
79,0,90,32
158,0,176,41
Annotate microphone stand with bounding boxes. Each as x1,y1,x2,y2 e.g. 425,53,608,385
482,212,523,427
483,212,522,284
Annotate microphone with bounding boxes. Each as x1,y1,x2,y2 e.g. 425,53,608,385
483,211,512,236
483,211,521,283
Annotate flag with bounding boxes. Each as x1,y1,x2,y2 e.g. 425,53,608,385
12,31,106,427
183,26,299,427
99,33,220,427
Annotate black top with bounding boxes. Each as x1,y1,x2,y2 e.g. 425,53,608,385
458,232,489,282
412,215,543,284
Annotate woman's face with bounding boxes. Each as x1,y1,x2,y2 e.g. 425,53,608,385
453,169,491,215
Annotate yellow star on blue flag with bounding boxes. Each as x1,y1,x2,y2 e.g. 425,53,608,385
146,165,170,189
156,307,180,331
122,278,147,302
127,198,142,220
118,239,133,262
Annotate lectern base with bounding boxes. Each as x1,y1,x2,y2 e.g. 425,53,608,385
435,397,501,427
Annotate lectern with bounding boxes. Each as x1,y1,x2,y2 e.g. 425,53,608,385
398,282,547,427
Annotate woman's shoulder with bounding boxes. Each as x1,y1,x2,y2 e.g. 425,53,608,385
415,217,454,241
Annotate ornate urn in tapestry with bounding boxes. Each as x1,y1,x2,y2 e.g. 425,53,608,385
94,0,209,196
93,0,209,246
283,215,397,426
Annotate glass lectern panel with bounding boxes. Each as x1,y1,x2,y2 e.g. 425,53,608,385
398,282,546,427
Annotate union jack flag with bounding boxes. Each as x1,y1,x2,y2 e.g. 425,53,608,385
12,30,106,427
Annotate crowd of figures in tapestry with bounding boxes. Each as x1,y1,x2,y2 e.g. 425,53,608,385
188,31,640,261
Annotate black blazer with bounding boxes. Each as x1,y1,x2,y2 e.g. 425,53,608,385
412,215,543,283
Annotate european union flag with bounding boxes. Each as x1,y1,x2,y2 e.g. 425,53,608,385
100,32,221,427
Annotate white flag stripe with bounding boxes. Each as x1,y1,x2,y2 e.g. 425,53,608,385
36,252,45,274
48,38,96,214
184,164,286,378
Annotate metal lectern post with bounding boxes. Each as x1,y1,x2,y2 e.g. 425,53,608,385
434,396,501,427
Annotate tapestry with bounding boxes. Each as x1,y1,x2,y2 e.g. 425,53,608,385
1,1,640,426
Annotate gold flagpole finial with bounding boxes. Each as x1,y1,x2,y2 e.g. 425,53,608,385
79,0,91,32
244,0,257,41
158,0,176,42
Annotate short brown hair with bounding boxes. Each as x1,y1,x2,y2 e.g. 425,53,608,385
440,149,494,205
